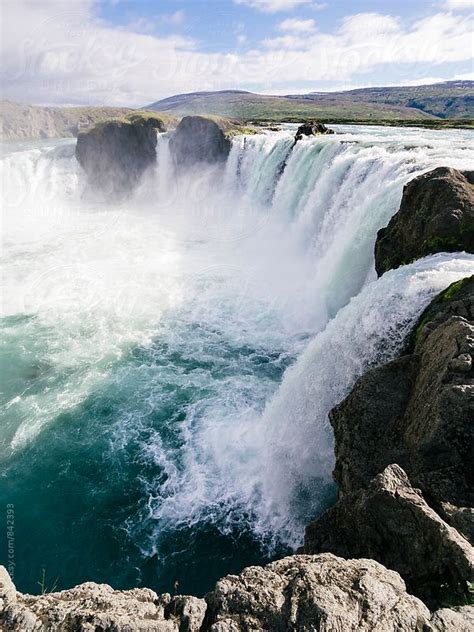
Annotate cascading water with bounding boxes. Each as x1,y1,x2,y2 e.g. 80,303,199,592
0,125,473,595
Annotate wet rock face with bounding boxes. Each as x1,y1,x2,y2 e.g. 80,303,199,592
294,121,334,141
304,277,474,606
375,167,474,276
75,118,163,198
326,277,474,514
169,116,231,170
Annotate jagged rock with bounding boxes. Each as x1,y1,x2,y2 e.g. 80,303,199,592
429,605,474,632
205,553,431,631
75,116,164,197
304,465,474,605
375,167,474,276
3,557,473,631
164,594,208,631
329,353,417,495
169,116,231,169
327,278,474,524
294,121,334,141
0,564,205,631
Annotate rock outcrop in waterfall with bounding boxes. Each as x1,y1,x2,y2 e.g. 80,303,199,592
304,276,474,606
169,116,231,169
294,121,334,142
375,167,474,276
75,115,165,198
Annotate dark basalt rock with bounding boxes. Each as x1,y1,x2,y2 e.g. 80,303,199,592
75,117,164,198
169,116,231,169
304,277,474,606
331,276,473,520
375,167,474,276
295,121,334,142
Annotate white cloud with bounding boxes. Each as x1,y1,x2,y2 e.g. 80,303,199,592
1,2,472,107
279,18,317,32
443,0,474,9
127,10,186,34
234,0,314,13
339,13,400,40
454,71,474,79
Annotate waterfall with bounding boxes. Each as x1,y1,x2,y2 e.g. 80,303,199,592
1,125,473,594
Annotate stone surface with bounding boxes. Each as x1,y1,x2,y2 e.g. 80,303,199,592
407,276,474,351
304,465,474,605
375,167,474,276
169,116,231,169
3,555,474,631
0,567,205,632
429,605,474,632
76,117,164,197
205,554,431,631
294,121,334,141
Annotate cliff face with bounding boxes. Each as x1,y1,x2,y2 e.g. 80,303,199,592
304,276,474,606
0,101,134,141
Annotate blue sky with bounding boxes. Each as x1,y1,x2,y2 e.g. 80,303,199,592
1,0,473,106
97,0,446,53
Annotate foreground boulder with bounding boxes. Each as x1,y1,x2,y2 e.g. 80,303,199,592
205,554,431,631
304,465,474,605
304,277,474,606
75,115,164,197
375,167,474,276
0,565,206,632
3,554,473,631
169,116,231,170
295,121,334,141
0,555,436,632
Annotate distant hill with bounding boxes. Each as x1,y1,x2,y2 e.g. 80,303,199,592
147,81,474,122
0,102,134,141
2,80,472,141
288,81,474,120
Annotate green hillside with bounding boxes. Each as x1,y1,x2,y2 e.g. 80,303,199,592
292,81,474,119
146,90,436,122
146,81,474,123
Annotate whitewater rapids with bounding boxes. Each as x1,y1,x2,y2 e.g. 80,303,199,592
0,125,473,594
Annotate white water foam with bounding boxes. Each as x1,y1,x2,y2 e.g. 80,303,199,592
1,125,473,550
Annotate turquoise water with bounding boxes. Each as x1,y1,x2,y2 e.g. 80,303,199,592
1,127,473,595
1,317,294,594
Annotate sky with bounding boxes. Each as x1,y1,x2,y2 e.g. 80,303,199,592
0,0,473,107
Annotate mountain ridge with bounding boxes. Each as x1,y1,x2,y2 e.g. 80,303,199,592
147,80,474,122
